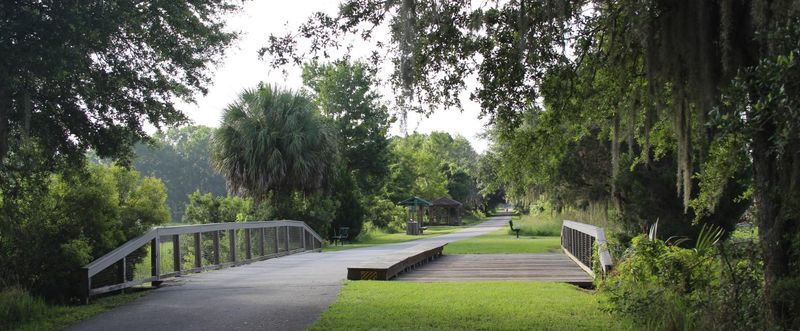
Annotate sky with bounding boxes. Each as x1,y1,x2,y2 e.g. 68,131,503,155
177,0,491,153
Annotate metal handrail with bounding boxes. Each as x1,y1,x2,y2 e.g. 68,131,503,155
561,220,613,277
80,220,323,303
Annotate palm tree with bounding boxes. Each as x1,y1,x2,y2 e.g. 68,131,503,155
211,84,339,203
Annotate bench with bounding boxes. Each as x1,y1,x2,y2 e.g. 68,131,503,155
332,226,349,246
509,220,520,238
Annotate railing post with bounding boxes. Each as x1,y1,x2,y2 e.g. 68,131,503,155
245,228,252,260
285,226,290,251
259,228,265,256
151,234,161,285
302,228,307,250
274,227,280,253
117,258,126,293
194,232,202,268
173,234,181,273
80,267,91,304
213,230,221,265
229,229,237,263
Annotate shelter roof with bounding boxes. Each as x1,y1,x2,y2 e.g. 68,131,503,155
397,196,433,206
431,197,462,206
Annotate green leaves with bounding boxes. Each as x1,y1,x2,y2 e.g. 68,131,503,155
212,84,339,202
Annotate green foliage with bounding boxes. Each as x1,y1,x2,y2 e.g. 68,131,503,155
383,132,482,208
0,287,47,330
0,0,239,166
303,60,392,195
182,191,272,224
212,84,339,200
3,287,147,331
0,164,170,301
601,235,719,329
134,125,227,221
602,232,766,330
212,84,340,234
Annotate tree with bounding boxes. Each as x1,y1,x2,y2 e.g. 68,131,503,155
211,84,339,229
0,1,239,167
302,60,392,195
265,1,800,326
0,164,169,301
134,126,227,221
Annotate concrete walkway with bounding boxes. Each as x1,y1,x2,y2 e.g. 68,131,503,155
70,216,509,331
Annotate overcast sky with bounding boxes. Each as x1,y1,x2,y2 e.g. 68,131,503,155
177,0,491,153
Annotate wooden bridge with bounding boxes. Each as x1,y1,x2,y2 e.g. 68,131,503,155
347,219,612,287
73,216,612,330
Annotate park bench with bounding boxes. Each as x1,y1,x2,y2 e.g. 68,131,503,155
332,226,349,246
509,220,520,238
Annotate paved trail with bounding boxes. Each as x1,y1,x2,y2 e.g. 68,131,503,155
71,216,509,331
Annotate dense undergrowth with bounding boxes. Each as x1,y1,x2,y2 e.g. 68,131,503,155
600,227,767,330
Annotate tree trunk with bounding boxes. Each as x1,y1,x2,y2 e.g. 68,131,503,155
0,78,10,163
753,115,800,329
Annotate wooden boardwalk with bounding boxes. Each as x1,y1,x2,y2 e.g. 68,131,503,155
396,253,593,287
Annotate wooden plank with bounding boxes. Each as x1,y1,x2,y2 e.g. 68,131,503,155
396,254,593,285
348,243,446,280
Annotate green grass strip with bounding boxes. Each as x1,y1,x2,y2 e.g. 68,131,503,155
311,281,632,331
444,230,562,254
10,290,148,331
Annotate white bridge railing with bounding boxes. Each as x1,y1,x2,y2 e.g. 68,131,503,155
561,220,613,277
80,220,323,303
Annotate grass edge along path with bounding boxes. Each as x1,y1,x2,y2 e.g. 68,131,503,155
310,281,633,331
443,228,561,254
323,215,485,252
3,287,148,331
444,213,562,254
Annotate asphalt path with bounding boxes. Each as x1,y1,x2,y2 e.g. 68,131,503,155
70,216,509,331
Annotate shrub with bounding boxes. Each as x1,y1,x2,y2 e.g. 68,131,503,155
601,231,766,330
0,164,170,302
0,287,48,329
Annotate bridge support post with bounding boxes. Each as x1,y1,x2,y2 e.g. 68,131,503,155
117,258,126,293
194,233,202,268
212,231,220,265
151,235,162,286
274,228,280,253
80,268,91,304
229,229,237,263
245,229,252,260
172,235,181,274
258,228,265,256
302,229,307,250
285,226,290,251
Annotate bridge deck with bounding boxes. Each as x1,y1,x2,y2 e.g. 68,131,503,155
396,253,593,286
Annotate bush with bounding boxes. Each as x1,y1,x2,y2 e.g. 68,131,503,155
0,164,170,302
600,232,766,330
0,287,48,329
600,235,718,329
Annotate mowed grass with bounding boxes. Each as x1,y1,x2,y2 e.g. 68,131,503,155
444,229,561,254
324,216,484,252
310,281,631,331
444,214,562,254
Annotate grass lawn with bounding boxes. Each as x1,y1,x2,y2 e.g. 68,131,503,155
444,230,561,254
444,214,562,254
6,290,148,331
310,281,632,331
324,216,484,252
